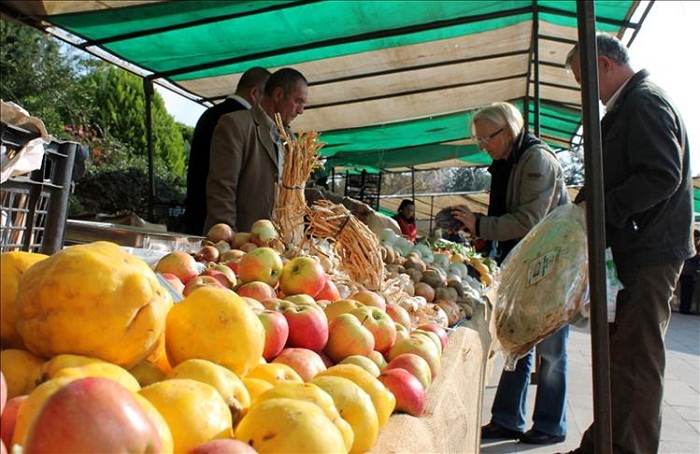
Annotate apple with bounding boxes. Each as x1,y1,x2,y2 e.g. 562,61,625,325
416,323,449,351
315,277,341,302
368,350,387,371
193,245,220,264
283,294,317,307
386,303,412,330
23,377,162,453
201,264,237,289
188,438,257,454
413,282,435,302
219,249,246,274
155,251,200,284
387,335,441,379
206,223,234,244
260,298,296,312
241,296,265,312
237,247,283,286
377,368,427,416
0,371,6,413
412,329,443,355
349,306,397,354
282,304,329,352
324,313,375,363
160,272,185,295
395,322,410,343
235,281,277,302
231,232,252,249
257,310,289,361
249,219,279,247
183,275,228,296
279,257,326,298
349,290,386,311
268,238,286,254
339,355,381,377
239,242,258,252
385,353,432,390
323,298,365,322
315,299,331,309
1,395,26,448
272,348,327,382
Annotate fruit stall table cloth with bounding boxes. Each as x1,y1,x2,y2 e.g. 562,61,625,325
372,304,493,453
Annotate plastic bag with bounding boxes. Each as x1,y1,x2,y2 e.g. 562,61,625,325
493,204,589,370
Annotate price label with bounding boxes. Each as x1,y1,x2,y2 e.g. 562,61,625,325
526,250,558,286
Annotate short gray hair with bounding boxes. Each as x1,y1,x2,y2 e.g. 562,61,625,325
565,32,630,68
471,102,524,138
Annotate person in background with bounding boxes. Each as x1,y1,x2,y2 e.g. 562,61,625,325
204,68,307,233
452,101,570,445
393,199,417,243
679,229,700,314
565,33,694,454
184,66,270,235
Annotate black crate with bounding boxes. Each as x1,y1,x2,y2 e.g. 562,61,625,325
1,130,77,254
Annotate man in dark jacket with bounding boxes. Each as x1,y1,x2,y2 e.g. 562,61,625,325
566,33,695,454
184,67,270,235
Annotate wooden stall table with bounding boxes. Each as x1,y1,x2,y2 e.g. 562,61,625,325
372,303,493,453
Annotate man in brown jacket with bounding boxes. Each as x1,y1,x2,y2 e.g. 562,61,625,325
204,68,308,233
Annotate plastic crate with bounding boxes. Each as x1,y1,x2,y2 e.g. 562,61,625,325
1,128,77,254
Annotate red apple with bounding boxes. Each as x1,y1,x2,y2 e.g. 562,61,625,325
324,313,375,363
412,329,443,355
183,275,228,296
416,323,449,351
160,272,185,295
349,290,386,311
377,368,427,416
1,395,26,448
283,294,317,307
241,296,265,312
235,281,277,302
272,348,327,382
385,353,432,390
257,310,289,361
315,277,341,302
188,438,257,454
23,377,162,453
395,322,410,343
339,355,381,377
279,257,326,298
230,232,251,249
237,247,283,286
349,306,397,354
155,251,200,284
239,242,258,253
387,335,441,379
260,298,296,312
386,303,411,330
282,304,328,352
323,298,365,322
249,219,279,247
368,350,388,371
193,245,220,264
201,263,237,289
206,223,234,244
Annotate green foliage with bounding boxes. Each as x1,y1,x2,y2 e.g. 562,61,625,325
445,167,491,192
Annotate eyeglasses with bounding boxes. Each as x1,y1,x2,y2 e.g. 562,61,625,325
475,128,504,145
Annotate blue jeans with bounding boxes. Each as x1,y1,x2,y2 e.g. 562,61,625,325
491,324,569,436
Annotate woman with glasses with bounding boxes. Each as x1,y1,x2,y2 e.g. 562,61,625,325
452,101,571,446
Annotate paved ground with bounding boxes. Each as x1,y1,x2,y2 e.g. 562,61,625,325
480,312,700,453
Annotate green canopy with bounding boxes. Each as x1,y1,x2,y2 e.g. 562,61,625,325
0,0,648,171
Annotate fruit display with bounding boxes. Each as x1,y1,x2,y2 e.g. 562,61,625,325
0,213,496,453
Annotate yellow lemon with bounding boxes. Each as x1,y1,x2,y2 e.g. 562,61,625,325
166,286,264,377
316,363,396,428
0,251,48,349
167,359,250,426
256,382,354,452
311,375,379,454
15,242,172,369
234,398,346,453
139,378,232,453
0,349,44,399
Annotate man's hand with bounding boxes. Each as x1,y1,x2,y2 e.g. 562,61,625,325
451,205,477,233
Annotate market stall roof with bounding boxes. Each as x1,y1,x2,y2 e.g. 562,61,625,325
0,0,651,172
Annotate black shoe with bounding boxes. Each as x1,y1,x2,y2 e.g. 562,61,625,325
519,429,566,445
481,422,524,440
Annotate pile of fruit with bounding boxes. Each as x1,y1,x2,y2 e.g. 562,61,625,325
0,214,497,454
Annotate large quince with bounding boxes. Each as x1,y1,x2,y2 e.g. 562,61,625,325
0,349,44,399
166,286,264,377
14,242,172,369
0,251,48,349
234,397,346,453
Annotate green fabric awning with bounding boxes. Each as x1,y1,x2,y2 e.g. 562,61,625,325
0,0,648,171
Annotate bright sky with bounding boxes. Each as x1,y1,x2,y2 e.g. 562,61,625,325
157,1,699,175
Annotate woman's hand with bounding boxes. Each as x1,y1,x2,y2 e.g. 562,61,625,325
451,205,477,233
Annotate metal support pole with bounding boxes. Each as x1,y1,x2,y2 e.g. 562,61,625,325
410,167,416,201
144,78,156,222
533,6,541,137
576,2,612,453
